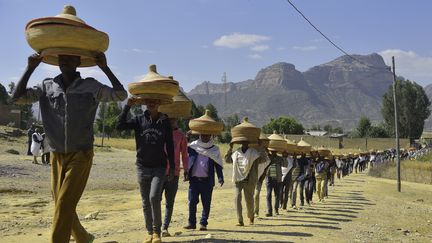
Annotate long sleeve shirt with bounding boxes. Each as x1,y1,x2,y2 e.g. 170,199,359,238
166,129,189,176
13,73,127,153
116,106,174,169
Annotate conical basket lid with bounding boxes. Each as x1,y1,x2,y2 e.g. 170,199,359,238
297,137,312,153
189,109,224,135
230,117,261,144
55,5,86,24
268,131,285,141
259,133,269,141
26,5,90,29
137,65,178,85
158,84,192,118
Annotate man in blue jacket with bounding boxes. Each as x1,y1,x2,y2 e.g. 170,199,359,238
184,134,224,231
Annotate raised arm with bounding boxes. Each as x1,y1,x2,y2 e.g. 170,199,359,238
94,53,127,102
11,54,43,103
116,98,139,131
224,143,234,164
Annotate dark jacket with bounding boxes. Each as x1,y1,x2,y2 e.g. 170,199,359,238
116,106,174,169
14,73,127,153
188,147,224,187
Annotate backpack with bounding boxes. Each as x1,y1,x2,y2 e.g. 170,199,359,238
315,161,325,174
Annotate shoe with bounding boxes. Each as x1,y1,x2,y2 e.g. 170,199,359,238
265,213,272,217
143,233,153,243
254,213,259,218
292,205,297,209
249,218,254,225
275,211,280,215
199,225,207,231
183,225,196,230
236,221,244,226
152,233,161,243
161,229,171,237
307,201,311,206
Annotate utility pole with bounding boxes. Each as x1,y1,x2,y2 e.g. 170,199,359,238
101,102,106,148
392,56,401,192
222,72,227,110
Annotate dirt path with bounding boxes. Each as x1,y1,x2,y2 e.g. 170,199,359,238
1,150,432,243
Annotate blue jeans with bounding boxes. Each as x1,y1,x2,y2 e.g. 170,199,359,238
266,177,280,215
162,176,179,230
188,177,213,227
136,165,166,234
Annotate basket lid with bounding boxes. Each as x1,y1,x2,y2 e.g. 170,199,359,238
26,5,91,29
194,109,217,123
268,131,285,142
297,137,311,148
189,109,224,135
136,65,178,85
259,133,269,141
55,5,86,24
235,117,258,129
285,137,296,146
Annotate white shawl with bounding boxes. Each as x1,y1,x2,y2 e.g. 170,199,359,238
189,139,223,168
232,147,261,182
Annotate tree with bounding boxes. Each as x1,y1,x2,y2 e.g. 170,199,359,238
323,124,344,134
8,82,34,128
205,103,220,121
224,113,240,131
96,102,122,138
0,83,9,104
368,124,389,138
191,100,204,118
356,116,371,138
262,116,304,135
382,79,431,140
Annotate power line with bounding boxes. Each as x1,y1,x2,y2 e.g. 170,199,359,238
285,0,391,73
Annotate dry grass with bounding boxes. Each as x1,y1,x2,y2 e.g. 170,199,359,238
369,160,432,184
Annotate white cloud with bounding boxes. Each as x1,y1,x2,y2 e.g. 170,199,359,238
248,53,262,60
379,49,432,85
131,48,143,53
250,45,269,52
292,45,318,51
201,45,209,49
213,33,271,49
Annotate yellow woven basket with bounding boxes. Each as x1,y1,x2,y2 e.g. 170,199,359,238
189,110,224,135
230,117,261,144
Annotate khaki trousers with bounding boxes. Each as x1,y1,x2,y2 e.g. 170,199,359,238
315,174,326,200
235,179,256,223
50,149,93,243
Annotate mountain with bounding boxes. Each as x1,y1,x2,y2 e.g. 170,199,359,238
187,53,394,129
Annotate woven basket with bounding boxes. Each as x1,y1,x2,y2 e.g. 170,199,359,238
158,89,192,118
285,137,299,154
189,109,223,135
267,131,287,153
128,65,179,104
25,5,109,67
230,117,261,144
317,146,331,157
297,137,312,153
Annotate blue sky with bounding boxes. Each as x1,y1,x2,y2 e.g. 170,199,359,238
1,0,432,93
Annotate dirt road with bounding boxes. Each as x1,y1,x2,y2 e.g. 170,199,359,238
1,148,431,243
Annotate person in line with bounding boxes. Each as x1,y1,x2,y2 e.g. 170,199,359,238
303,157,315,206
265,150,285,216
315,156,329,202
12,53,127,243
225,141,261,226
26,123,35,156
253,137,271,218
161,118,189,237
279,151,292,210
117,97,175,243
295,153,309,207
184,133,224,231
31,127,43,164
41,132,51,165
